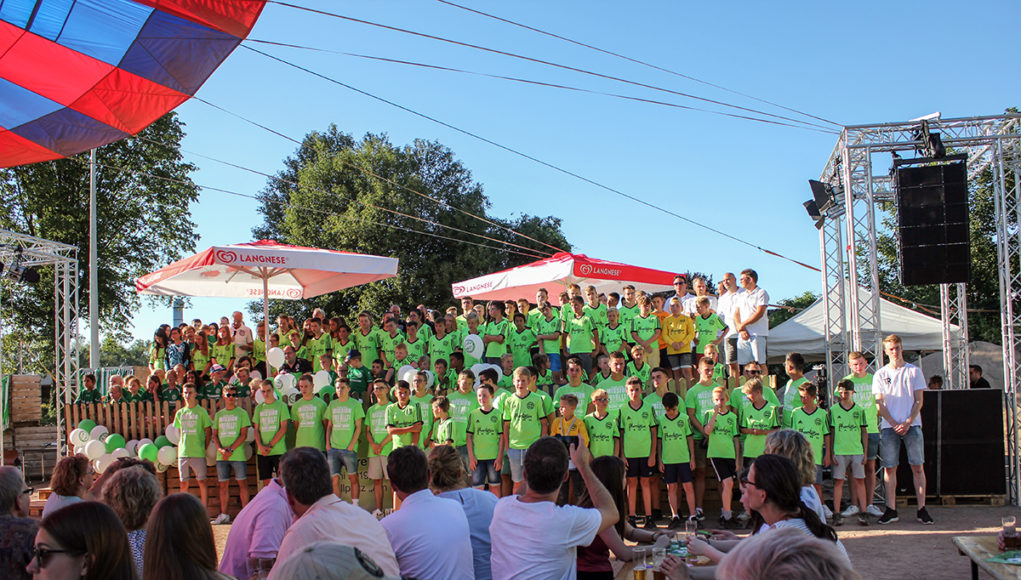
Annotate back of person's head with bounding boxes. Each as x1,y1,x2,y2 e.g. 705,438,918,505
523,437,568,494
717,527,858,580
280,447,333,506
427,445,466,492
143,493,217,580
40,501,136,580
103,465,163,531
577,455,626,535
387,445,429,494
750,455,836,543
51,454,90,497
764,430,816,487
0,465,25,514
269,541,402,580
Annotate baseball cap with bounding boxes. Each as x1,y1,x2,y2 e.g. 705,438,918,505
211,364,226,373
346,349,362,360
268,542,402,580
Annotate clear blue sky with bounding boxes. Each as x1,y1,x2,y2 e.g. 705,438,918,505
127,0,1020,342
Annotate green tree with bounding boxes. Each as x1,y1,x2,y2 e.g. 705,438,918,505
253,127,571,320
0,113,200,346
768,290,819,329
95,336,152,368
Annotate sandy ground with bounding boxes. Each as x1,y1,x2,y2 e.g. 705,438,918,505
211,504,1017,579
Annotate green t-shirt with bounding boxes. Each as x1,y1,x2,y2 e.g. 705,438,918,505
694,313,727,350
307,333,333,372
173,405,212,458
554,384,594,412
155,384,180,403
703,409,740,459
386,402,423,449
428,333,456,367
829,403,866,456
150,345,166,370
534,389,556,417
629,313,661,344
685,382,721,441
740,401,780,458
202,380,225,401
497,372,514,391
447,390,478,447
126,389,154,404
411,393,435,450
508,328,538,367
502,391,546,450
527,308,545,333
644,391,665,419
191,348,210,374
781,377,808,425
353,327,382,367
845,373,879,434
536,369,554,391
467,407,503,460
404,337,427,365
76,387,103,404
626,361,651,389
583,303,609,335
432,418,455,446
597,376,629,412
229,378,252,398
253,338,266,365
618,302,640,327
214,406,252,461
483,319,511,358
619,400,657,458
253,400,289,455
379,330,405,369
583,411,619,458
535,315,562,355
366,403,393,458
729,385,781,418
211,342,235,367
566,314,597,354
657,412,693,464
327,398,365,449
347,365,372,397
601,324,627,356
785,406,829,465
290,397,327,450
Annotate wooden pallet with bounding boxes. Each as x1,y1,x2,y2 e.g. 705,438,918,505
936,494,1006,507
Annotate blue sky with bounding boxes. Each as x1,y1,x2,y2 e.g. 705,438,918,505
127,0,1020,341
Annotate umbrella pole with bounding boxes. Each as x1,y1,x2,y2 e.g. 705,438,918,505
263,275,271,374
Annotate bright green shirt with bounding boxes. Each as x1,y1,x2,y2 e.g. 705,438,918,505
253,400,289,456
507,328,538,367
428,333,456,367
685,382,721,441
619,400,656,458
644,391,665,419
404,337,427,365
694,313,727,350
379,330,405,369
253,338,266,365
829,403,866,456
729,385,781,418
483,319,512,358
447,390,478,447
629,313,661,344
497,372,514,391
785,406,829,465
845,373,879,434
601,324,627,356
386,402,423,449
150,345,166,370
327,398,365,449
596,376,629,412
554,384,594,412
502,391,546,450
173,405,212,458
411,393,434,450
703,409,740,459
658,412,693,464
353,327,382,367
211,342,235,367
566,314,597,354
781,377,808,425
432,418,455,446
740,401,780,458
535,315,562,355
467,407,503,460
366,403,393,458
290,397,327,450
307,333,333,372
583,411,619,458
534,389,556,417
626,361,652,389
191,348,210,374
583,303,609,335
617,302,640,327
214,407,251,461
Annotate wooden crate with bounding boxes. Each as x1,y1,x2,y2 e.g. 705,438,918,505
10,375,42,424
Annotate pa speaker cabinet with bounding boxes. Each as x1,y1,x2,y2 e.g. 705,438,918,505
895,161,970,285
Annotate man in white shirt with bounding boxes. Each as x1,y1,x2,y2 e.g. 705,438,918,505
732,269,769,366
381,446,473,580
273,448,400,576
716,272,744,377
489,437,618,580
231,311,254,357
872,334,933,526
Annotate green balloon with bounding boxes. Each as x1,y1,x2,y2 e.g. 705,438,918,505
105,434,126,453
153,436,171,449
137,443,159,463
78,419,97,433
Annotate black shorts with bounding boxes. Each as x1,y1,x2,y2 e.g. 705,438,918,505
710,457,737,481
663,462,694,484
626,456,655,478
257,454,281,481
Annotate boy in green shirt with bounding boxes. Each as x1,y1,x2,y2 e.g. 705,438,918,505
428,323,455,373
410,372,434,450
583,285,609,338
403,321,428,365
466,383,504,497
253,379,289,486
353,311,382,368
619,377,657,529
657,391,696,529
554,356,595,416
584,388,619,458
830,379,868,525
703,386,741,528
366,380,394,517
75,373,102,404
686,357,722,521
447,369,479,469
845,351,882,517
291,374,327,451
629,295,662,370
345,350,371,400
784,381,830,512
212,384,252,524
692,296,727,363
173,382,212,511
508,313,538,368
738,378,780,461
781,352,809,426
566,295,599,378
307,319,333,372
430,396,454,447
590,353,612,387
483,301,511,364
600,308,627,360
626,344,652,390
502,367,549,493
379,318,405,372
596,351,629,412
326,378,364,503
535,301,563,384
386,380,423,449
497,354,515,391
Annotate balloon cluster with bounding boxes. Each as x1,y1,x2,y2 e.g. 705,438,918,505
67,420,181,474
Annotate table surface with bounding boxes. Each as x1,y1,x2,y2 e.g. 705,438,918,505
954,535,1021,580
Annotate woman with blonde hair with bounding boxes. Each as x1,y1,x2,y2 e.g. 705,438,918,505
763,429,824,521
428,445,498,580
103,466,163,576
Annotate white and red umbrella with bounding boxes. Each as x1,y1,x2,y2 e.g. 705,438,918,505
137,240,399,346
451,252,676,302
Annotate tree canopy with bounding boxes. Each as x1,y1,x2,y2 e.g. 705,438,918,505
253,126,571,320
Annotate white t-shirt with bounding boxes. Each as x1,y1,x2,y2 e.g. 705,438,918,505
736,286,769,337
381,489,473,580
489,496,602,580
717,289,744,338
232,322,254,351
871,362,925,428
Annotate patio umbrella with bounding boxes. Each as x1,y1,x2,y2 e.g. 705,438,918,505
450,252,676,302
136,240,399,353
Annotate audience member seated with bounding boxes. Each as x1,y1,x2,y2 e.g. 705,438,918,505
270,541,403,580
219,472,292,579
102,465,163,577
715,527,860,580
0,466,37,580
42,454,94,519
143,493,233,580
28,501,136,580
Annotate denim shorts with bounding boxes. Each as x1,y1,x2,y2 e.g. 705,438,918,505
328,448,359,477
547,353,562,372
507,448,527,482
880,426,924,468
472,459,500,486
178,457,207,481
866,432,881,461
216,460,246,482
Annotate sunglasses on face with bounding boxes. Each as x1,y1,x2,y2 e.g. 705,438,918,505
747,370,761,375
224,393,237,398
32,546,83,568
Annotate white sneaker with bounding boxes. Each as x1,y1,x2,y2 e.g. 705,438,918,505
211,513,230,525
736,510,751,522
371,508,383,520
866,504,884,517
822,505,833,520
841,505,860,517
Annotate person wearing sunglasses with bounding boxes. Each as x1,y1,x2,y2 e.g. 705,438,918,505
212,385,252,526
27,501,135,580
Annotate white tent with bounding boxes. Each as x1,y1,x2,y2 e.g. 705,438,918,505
767,289,959,360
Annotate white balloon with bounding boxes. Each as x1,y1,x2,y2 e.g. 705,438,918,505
125,439,139,455
96,454,117,474
243,443,253,461
463,334,484,359
246,427,256,443
89,425,108,441
397,365,417,385
157,445,177,466
250,369,262,380
275,373,295,392
138,438,153,450
425,370,436,389
267,347,285,369
156,461,169,473
165,426,181,446
74,445,83,456
68,428,86,445
285,392,302,406
111,448,130,459
84,440,106,460
313,370,331,389
254,388,266,404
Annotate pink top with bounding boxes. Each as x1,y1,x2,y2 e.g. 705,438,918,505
219,479,292,579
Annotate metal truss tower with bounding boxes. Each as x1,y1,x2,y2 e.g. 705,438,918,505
816,114,1021,502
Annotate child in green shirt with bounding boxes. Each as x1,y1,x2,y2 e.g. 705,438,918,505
325,378,364,504
784,381,830,508
657,391,696,529
291,374,327,451
366,380,394,517
704,386,741,528
619,377,657,528
213,384,252,524
830,379,868,525
466,384,504,497
253,379,289,486
430,396,454,448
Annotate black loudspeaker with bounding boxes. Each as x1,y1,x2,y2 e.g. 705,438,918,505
896,389,1005,498
895,160,970,285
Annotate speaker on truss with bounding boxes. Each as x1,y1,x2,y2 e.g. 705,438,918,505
895,158,970,285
